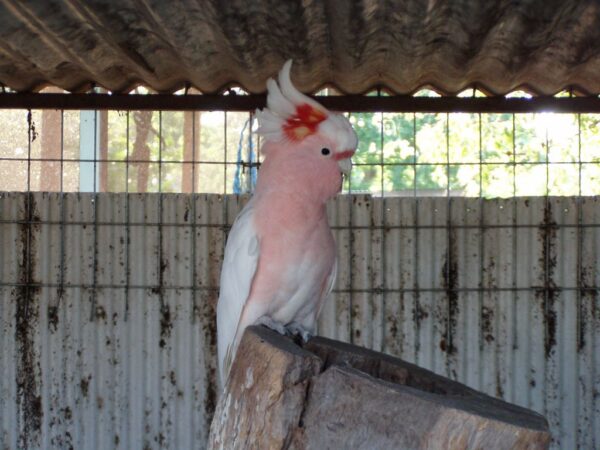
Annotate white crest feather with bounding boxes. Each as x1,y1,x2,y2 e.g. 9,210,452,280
254,108,283,142
277,60,327,116
256,59,328,142
265,77,296,118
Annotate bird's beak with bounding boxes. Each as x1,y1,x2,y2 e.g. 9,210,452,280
334,150,355,175
338,158,352,175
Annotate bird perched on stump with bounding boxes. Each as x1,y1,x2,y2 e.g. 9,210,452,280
217,60,358,387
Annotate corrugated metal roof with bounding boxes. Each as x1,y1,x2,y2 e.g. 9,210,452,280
0,0,599,96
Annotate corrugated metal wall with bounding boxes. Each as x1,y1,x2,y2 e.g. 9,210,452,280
1,192,599,449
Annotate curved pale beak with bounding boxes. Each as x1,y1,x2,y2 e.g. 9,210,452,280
334,150,355,175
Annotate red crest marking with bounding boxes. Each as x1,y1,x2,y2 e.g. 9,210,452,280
283,104,327,141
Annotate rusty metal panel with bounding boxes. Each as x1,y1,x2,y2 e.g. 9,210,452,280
0,192,224,449
320,195,600,450
1,193,599,449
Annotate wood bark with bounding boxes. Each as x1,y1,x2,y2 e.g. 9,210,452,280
40,87,63,191
131,110,153,192
182,111,200,193
209,326,551,450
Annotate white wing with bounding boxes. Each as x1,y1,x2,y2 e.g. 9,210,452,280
323,258,337,303
216,200,260,387
315,257,337,325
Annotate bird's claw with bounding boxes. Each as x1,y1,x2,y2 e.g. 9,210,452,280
256,316,288,336
286,322,312,343
256,317,313,344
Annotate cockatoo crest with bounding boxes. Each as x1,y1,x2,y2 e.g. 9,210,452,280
282,103,327,141
256,60,356,153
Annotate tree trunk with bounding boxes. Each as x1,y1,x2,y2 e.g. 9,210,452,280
182,111,200,193
131,111,153,192
40,87,63,191
209,326,551,450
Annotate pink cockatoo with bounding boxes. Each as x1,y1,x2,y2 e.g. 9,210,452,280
217,60,357,386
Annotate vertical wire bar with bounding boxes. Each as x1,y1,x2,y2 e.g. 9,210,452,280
348,112,354,344
445,113,450,198
251,111,257,191
379,94,384,197
125,112,130,195
58,109,67,447
577,113,582,197
90,110,99,321
512,114,517,195
380,110,385,350
223,110,228,210
186,107,195,450
413,112,420,363
224,111,228,196
545,121,550,197
511,113,519,402
58,110,66,310
575,111,583,445
222,111,228,286
256,132,261,167
158,111,165,311
26,109,32,192
158,111,163,194
576,113,583,346
157,109,167,445
412,113,417,199
445,111,453,373
478,112,485,390
576,112,583,447
191,111,197,194
478,113,483,197
191,111,198,322
220,109,229,418
125,111,131,320
24,109,32,321
246,112,252,193
60,111,65,194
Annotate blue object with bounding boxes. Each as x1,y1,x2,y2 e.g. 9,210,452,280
233,115,258,194
79,110,101,192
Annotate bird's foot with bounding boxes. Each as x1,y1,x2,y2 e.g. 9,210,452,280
256,316,288,336
286,322,313,343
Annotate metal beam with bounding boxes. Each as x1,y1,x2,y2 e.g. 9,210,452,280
0,92,600,113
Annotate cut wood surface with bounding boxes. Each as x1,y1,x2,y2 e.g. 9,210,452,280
208,326,551,450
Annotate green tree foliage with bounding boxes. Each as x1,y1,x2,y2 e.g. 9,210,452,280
106,111,251,193
0,108,598,197
349,111,599,197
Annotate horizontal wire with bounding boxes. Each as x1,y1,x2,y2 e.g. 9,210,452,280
1,156,597,166
0,281,596,294
0,219,598,229
0,157,245,165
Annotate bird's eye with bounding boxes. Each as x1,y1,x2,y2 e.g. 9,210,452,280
321,148,331,156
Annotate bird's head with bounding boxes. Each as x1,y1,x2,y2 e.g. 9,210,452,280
255,60,358,186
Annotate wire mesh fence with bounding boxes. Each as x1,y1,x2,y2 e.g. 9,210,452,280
0,101,598,196
0,97,599,449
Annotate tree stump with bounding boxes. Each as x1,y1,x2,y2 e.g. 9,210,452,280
208,326,550,450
